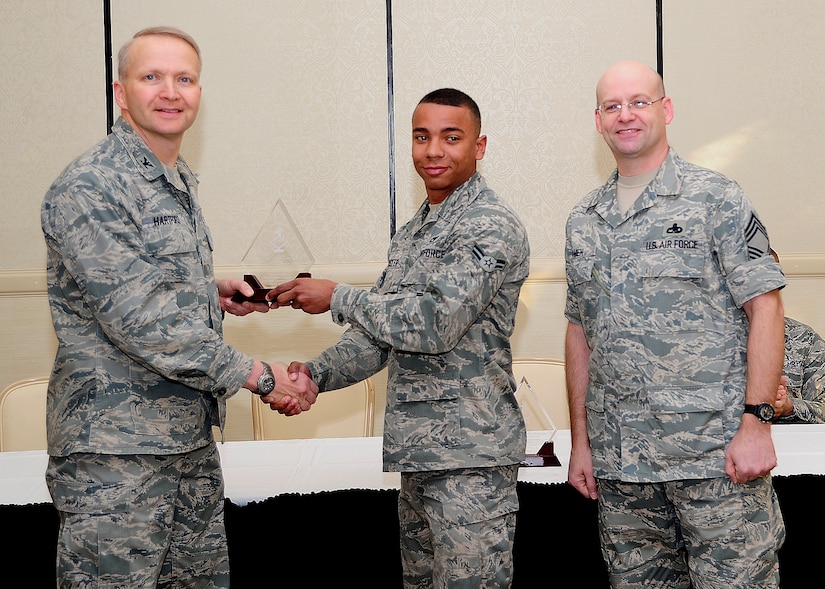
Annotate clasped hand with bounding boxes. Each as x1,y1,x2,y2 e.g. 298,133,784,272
258,362,318,416
773,375,793,418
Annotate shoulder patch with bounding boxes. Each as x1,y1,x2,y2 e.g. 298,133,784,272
472,245,506,273
745,213,769,260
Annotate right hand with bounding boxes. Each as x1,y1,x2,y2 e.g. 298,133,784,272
773,375,793,417
259,362,318,414
567,441,598,500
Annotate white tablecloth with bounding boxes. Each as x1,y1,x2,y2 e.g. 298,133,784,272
3,425,825,506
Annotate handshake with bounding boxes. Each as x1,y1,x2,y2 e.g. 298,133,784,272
222,274,342,415
256,361,319,416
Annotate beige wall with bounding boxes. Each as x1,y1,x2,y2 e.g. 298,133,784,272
3,1,825,438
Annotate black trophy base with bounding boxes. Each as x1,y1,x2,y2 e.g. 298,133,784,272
231,274,270,303
520,440,562,467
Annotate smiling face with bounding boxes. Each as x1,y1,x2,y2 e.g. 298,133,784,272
411,102,487,204
595,61,673,175
113,34,202,164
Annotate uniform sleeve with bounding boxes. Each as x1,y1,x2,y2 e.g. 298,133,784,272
711,181,786,306
306,326,389,392
331,205,529,355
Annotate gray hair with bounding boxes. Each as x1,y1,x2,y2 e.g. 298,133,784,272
117,26,201,80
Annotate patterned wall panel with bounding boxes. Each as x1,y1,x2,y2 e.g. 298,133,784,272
391,0,656,257
0,0,104,271
109,1,391,268
664,0,825,255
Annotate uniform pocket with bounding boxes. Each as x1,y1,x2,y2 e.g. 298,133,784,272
143,222,199,284
644,385,727,458
638,249,706,333
394,378,462,448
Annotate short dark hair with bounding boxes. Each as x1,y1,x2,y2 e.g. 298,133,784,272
418,88,481,134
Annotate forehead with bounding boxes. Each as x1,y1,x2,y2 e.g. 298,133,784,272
129,35,200,72
597,66,660,101
412,102,476,132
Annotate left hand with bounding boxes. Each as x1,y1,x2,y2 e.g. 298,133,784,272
218,278,271,316
725,416,777,484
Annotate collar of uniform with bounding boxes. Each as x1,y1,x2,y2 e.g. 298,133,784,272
648,148,683,200
111,117,197,188
432,172,487,219
589,147,684,220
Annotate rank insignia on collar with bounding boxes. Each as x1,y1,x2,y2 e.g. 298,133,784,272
472,245,505,273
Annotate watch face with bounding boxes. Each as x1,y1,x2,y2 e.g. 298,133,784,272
757,403,775,421
259,375,275,394
747,403,775,422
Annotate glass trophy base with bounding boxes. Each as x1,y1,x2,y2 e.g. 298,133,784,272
520,440,562,467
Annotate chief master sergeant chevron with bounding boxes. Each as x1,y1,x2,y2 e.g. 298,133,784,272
267,87,530,588
564,60,787,588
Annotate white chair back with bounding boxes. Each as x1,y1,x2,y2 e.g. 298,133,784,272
0,377,49,451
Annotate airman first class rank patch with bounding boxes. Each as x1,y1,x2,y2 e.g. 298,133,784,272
473,245,506,273
745,213,770,260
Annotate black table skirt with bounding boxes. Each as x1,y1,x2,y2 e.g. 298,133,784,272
3,476,820,588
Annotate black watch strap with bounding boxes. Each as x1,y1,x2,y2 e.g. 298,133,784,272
744,402,775,423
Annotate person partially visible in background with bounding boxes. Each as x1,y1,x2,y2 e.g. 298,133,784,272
770,250,825,423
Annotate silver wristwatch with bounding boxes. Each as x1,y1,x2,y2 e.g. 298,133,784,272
255,362,276,396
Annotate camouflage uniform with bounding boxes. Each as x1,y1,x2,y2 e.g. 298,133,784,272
565,149,786,587
307,173,529,588
41,117,252,587
778,316,825,423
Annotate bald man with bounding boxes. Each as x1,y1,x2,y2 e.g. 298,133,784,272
563,60,786,587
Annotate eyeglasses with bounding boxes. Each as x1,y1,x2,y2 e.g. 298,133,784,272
596,97,665,116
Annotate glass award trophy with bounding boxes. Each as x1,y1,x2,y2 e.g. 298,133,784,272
231,200,314,303
515,376,562,467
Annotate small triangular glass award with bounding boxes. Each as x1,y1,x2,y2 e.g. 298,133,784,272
515,376,562,467
233,200,314,301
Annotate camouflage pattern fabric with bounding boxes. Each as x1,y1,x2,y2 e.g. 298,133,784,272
41,117,249,587
306,172,528,587
778,316,825,423
47,444,229,588
41,117,253,456
399,465,519,589
306,172,530,472
597,476,784,588
564,149,786,482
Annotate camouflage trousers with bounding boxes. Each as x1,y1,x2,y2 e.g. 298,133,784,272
597,475,785,589
399,464,519,589
46,443,229,588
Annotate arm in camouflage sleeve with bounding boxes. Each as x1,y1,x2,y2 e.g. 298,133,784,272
333,206,528,354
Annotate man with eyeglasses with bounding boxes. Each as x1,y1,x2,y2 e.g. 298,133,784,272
564,60,786,587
